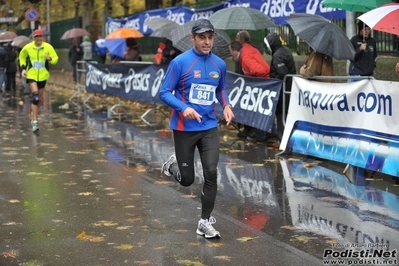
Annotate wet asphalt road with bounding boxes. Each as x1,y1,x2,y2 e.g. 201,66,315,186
0,76,398,266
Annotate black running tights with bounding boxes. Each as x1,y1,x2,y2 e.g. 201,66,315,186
173,128,219,220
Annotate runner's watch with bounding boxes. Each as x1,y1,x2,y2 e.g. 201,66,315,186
224,104,233,110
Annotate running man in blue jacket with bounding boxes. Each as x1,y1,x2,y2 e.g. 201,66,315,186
159,19,234,239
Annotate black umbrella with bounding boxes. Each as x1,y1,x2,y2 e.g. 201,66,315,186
169,20,231,59
287,13,355,60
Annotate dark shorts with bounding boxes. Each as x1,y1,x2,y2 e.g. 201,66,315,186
27,79,47,89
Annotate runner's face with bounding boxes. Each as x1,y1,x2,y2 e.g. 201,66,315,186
191,31,214,55
34,35,43,45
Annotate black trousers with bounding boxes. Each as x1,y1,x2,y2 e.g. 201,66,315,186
172,128,220,220
6,72,16,93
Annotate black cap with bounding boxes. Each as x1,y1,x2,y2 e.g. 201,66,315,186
191,19,214,34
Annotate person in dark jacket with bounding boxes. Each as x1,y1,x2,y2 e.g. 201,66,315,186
68,38,82,83
0,45,8,93
124,38,142,61
349,21,377,78
158,38,181,65
6,44,18,96
264,32,297,140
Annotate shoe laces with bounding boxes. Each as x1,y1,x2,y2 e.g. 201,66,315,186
202,216,216,227
208,216,216,224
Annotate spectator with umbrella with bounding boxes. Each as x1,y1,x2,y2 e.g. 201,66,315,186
94,35,107,64
157,38,181,65
0,43,8,94
124,38,142,61
6,44,17,97
349,21,377,79
299,48,335,83
68,38,82,83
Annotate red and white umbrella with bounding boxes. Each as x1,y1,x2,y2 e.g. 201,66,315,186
358,3,399,36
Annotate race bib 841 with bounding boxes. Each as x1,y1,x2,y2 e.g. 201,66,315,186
189,83,216,105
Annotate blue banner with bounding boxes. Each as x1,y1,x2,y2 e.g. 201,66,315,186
106,0,345,33
85,62,282,132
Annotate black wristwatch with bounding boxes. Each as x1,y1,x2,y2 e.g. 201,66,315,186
224,104,233,110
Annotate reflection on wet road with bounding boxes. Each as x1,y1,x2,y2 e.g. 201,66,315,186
2,86,398,262
73,102,399,259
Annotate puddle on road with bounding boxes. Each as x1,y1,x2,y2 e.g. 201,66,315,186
10,87,398,260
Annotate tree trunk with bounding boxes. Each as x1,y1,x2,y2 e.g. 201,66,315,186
121,0,130,17
82,0,94,35
145,0,163,10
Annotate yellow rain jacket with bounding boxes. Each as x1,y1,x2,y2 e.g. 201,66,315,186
19,41,59,82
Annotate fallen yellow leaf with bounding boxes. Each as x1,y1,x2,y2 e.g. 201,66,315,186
319,196,344,202
237,236,259,242
116,226,133,230
115,244,133,250
214,255,233,261
326,239,338,245
76,230,86,238
281,225,297,231
78,192,93,196
206,242,224,248
2,222,22,226
294,187,313,191
182,193,196,199
101,221,118,227
90,237,105,242
175,229,189,233
8,199,20,203
176,260,206,266
126,218,142,223
156,180,172,185
290,235,318,244
135,260,151,265
2,251,18,258
303,163,318,169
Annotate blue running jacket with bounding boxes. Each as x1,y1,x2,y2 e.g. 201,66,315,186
159,48,230,132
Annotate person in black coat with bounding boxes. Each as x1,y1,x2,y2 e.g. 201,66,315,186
349,21,377,78
6,44,18,96
264,32,297,140
0,45,8,93
68,38,82,82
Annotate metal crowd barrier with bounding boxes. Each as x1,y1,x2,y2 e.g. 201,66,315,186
69,60,97,103
70,60,167,124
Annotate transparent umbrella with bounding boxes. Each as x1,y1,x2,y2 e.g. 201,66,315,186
169,21,231,59
208,6,275,30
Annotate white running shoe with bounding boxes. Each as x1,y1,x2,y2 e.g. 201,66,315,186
161,153,176,177
31,120,39,132
196,216,221,238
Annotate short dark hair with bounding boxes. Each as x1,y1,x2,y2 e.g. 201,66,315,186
229,40,242,52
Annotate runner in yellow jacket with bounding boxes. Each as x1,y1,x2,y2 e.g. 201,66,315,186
19,29,58,132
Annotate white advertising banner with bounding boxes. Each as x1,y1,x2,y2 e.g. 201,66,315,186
280,78,399,177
